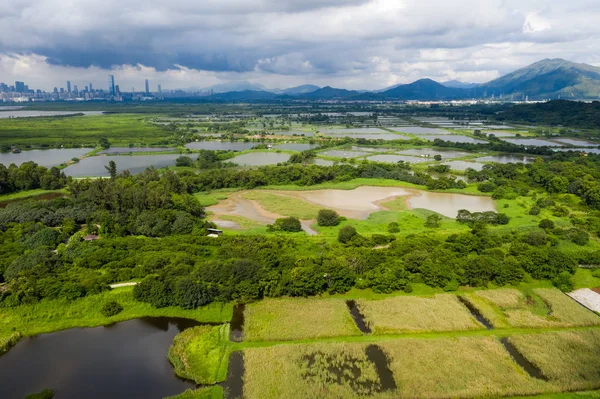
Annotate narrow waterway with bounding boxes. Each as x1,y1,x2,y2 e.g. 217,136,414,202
499,338,548,381
457,296,494,330
346,300,372,334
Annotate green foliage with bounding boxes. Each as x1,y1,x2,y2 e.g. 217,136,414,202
553,271,575,293
104,160,117,179
269,217,302,232
176,156,194,167
425,214,442,228
99,137,110,150
0,162,69,195
456,210,510,225
539,219,555,230
100,300,124,317
338,225,357,244
317,209,340,227
387,222,400,233
24,389,55,399
529,206,541,216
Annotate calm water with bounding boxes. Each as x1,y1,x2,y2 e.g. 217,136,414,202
367,154,431,164
556,148,600,154
395,148,471,159
230,152,290,166
0,148,92,167
321,128,385,134
323,133,409,141
185,142,263,151
98,147,175,155
502,138,564,147
309,158,336,166
0,111,104,118
0,318,199,399
64,155,182,177
273,131,315,137
274,143,320,151
320,150,368,158
553,138,599,147
419,135,487,144
443,161,485,171
392,126,451,135
478,155,537,164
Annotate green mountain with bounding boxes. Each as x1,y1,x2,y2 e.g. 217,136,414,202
479,59,600,100
381,79,468,100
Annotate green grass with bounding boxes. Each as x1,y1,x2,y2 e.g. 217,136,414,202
0,287,232,350
241,191,322,220
0,188,66,202
168,324,231,384
0,114,176,147
509,391,600,399
573,269,600,290
510,330,600,391
357,294,485,334
194,190,238,207
467,288,600,329
243,298,361,341
164,386,223,399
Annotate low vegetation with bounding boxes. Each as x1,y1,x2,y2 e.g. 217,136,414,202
241,191,321,220
243,298,360,341
357,294,484,333
164,386,224,399
509,330,600,391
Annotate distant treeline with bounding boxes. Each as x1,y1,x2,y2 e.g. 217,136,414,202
497,100,600,130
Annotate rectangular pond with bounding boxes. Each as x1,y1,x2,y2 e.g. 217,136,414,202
320,128,387,134
367,155,431,164
320,150,369,158
477,155,537,164
274,143,320,151
98,147,174,155
230,152,290,166
185,142,264,151
418,135,487,144
391,126,452,135
552,138,599,147
502,138,564,147
395,148,471,159
0,148,92,167
443,161,485,171
64,154,182,177
323,133,409,141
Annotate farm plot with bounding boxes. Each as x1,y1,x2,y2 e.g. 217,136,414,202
509,330,600,391
465,288,600,328
243,298,361,341
357,294,484,333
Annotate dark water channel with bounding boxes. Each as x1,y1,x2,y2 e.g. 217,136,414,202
457,296,494,330
365,345,397,391
220,352,245,399
499,338,548,381
346,300,372,333
230,304,245,342
0,318,201,399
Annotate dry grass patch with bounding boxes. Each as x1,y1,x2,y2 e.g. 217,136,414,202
379,337,551,399
243,343,396,399
470,288,600,328
510,330,600,391
243,298,360,341
241,191,321,220
357,294,484,333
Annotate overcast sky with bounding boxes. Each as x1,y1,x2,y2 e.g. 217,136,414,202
1,0,600,91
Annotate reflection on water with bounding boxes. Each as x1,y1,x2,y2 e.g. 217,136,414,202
0,148,92,167
0,318,201,399
478,155,536,164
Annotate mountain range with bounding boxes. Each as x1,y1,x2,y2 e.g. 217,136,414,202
199,59,600,101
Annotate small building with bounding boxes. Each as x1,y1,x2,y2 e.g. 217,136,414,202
83,234,100,241
207,228,223,238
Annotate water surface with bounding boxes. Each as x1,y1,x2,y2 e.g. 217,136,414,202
443,161,485,171
553,138,599,147
502,138,564,147
478,155,537,164
392,126,451,135
274,143,320,151
98,147,175,155
419,135,487,144
229,152,290,166
0,111,104,118
320,150,368,158
0,318,199,399
0,148,92,167
367,154,430,164
185,142,263,151
64,154,182,177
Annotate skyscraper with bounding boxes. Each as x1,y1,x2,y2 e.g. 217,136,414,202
158,84,162,94
15,81,25,92
89,83,93,92
67,81,71,93
108,75,115,96
145,79,150,94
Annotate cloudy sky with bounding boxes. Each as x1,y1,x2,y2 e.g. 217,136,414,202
1,0,600,91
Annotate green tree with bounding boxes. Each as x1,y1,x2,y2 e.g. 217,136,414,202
387,222,400,233
175,156,194,167
271,217,302,232
105,160,117,179
317,209,340,227
539,219,555,230
338,225,357,243
425,214,442,228
101,300,124,317
99,137,111,150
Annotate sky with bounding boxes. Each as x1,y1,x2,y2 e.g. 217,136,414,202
1,0,600,92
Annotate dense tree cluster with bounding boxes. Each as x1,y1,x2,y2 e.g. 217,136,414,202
0,162,69,194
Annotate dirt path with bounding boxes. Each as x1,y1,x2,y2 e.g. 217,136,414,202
110,282,138,289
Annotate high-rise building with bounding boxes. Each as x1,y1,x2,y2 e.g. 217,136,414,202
15,81,25,92
115,84,121,95
89,82,93,92
158,84,162,94
53,87,58,94
73,85,78,94
67,81,71,93
145,79,150,94
108,75,115,95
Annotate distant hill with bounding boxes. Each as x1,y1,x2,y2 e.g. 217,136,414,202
442,80,479,89
204,81,268,94
479,59,600,100
298,86,361,99
281,85,320,95
207,90,278,101
381,79,467,100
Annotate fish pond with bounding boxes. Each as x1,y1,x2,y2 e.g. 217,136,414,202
0,318,200,399
229,152,290,166
64,154,182,177
0,148,92,167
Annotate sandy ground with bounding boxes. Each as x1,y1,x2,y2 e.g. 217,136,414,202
567,289,600,313
109,282,138,288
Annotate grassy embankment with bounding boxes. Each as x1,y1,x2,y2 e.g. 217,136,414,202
0,286,232,354
0,188,67,202
0,114,175,147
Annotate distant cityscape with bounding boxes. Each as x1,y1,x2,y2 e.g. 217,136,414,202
0,76,195,102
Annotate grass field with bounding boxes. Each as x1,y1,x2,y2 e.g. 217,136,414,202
467,288,600,329
357,294,484,333
241,191,322,220
165,386,223,399
0,114,175,147
243,298,361,341
510,330,600,391
168,324,231,384
0,188,66,202
0,287,232,353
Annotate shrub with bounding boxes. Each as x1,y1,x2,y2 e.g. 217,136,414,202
176,156,194,167
25,389,54,399
477,182,496,193
425,214,442,228
568,228,589,246
526,231,548,246
271,217,302,232
387,222,400,233
101,300,124,317
338,225,357,244
317,209,340,227
553,271,574,292
539,219,555,230
529,206,541,216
